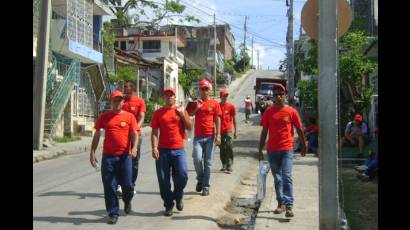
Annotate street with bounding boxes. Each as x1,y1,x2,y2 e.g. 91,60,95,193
33,71,280,230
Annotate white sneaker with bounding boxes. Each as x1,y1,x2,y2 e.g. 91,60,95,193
116,185,122,197
133,190,137,195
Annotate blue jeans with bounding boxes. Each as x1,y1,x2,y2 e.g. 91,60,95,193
267,151,294,208
155,148,188,209
101,154,134,217
193,136,216,188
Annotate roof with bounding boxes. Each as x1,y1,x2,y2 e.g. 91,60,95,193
114,48,162,67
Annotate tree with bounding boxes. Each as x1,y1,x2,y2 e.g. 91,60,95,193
108,0,199,27
294,31,377,127
178,67,205,96
233,44,250,72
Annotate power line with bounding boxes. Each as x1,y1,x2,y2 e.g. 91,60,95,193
179,0,285,47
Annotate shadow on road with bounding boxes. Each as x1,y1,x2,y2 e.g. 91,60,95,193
33,209,107,225
37,191,104,199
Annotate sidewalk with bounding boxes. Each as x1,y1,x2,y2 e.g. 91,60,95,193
33,126,151,163
254,155,319,229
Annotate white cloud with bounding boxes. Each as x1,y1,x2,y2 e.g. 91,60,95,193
247,43,285,70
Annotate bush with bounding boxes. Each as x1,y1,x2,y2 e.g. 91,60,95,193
144,97,165,123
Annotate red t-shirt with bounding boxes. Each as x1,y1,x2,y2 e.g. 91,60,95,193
260,105,302,152
194,99,222,137
306,124,319,133
122,95,146,136
150,106,189,149
95,110,139,155
220,102,236,133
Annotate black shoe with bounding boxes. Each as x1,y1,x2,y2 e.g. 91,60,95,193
226,167,232,174
220,167,226,172
176,199,184,211
124,201,131,214
196,182,203,192
164,207,173,216
201,187,210,196
107,215,118,224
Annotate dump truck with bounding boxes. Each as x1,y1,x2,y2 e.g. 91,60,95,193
253,73,287,113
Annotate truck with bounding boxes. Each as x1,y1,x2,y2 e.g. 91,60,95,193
253,73,287,113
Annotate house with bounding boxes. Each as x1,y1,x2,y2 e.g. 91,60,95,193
33,0,112,141
113,25,187,101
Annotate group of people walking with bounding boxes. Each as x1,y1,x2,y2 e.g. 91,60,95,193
89,79,238,224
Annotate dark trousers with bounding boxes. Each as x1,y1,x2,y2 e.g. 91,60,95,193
131,137,142,186
101,154,134,217
155,148,188,209
219,132,234,169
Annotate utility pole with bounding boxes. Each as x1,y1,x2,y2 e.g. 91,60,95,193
243,16,248,72
33,0,52,150
213,13,217,96
251,36,254,67
286,0,295,103
319,0,340,229
257,49,260,70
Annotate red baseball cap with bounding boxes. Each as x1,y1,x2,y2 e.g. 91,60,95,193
354,114,363,121
220,88,229,97
110,90,124,100
199,79,212,90
163,87,176,95
273,84,286,92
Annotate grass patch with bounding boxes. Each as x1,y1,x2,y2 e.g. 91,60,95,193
341,168,378,230
54,136,81,143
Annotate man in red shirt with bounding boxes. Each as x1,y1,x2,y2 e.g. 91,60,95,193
89,90,139,224
258,84,307,218
218,89,237,173
119,80,146,196
151,87,192,216
189,79,222,196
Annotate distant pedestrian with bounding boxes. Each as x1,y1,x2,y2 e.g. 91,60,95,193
258,84,307,218
151,87,192,216
188,79,222,196
244,96,253,123
218,89,237,173
341,114,370,158
89,90,139,224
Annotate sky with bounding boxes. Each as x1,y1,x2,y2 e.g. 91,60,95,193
110,0,308,70
173,0,308,70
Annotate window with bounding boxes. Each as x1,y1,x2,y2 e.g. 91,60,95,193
143,40,161,53
120,41,126,50
114,41,119,48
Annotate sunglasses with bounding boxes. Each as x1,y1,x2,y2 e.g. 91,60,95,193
273,92,285,97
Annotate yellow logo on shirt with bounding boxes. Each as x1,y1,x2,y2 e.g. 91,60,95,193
120,121,126,127
208,107,213,112
225,110,229,114
283,116,289,122
131,106,136,111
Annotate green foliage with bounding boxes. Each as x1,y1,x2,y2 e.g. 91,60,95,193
144,97,165,123
109,65,137,82
108,0,199,27
179,67,205,96
234,44,250,72
300,39,318,75
295,31,377,127
298,79,318,113
224,59,235,74
102,22,115,57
